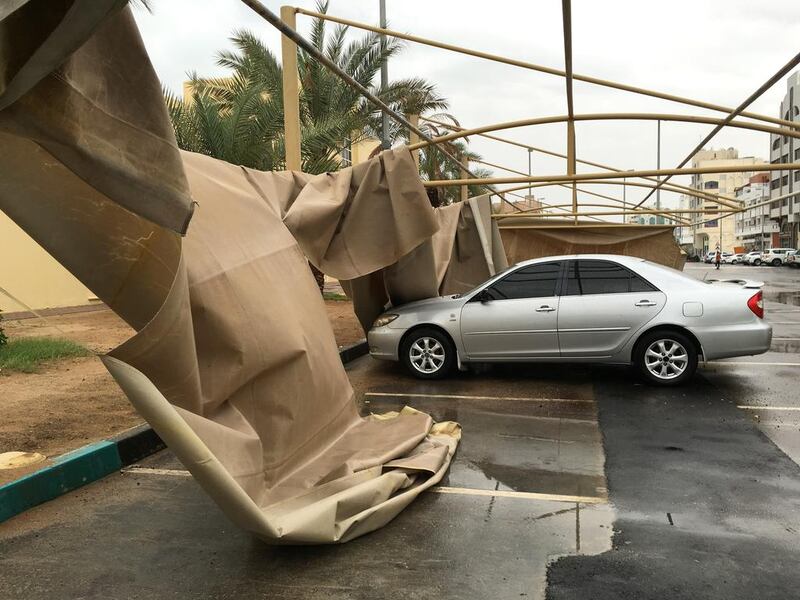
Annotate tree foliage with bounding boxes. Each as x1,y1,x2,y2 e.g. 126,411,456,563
165,1,454,176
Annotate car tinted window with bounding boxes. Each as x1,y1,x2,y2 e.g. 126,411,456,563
487,262,561,299
630,273,658,292
566,260,657,295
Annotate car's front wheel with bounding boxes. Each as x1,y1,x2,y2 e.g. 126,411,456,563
400,328,456,379
772,258,781,266
754,258,762,266
634,331,698,386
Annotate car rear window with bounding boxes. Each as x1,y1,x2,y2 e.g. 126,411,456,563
566,260,658,295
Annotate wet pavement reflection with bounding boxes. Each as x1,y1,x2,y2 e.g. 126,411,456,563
346,354,614,599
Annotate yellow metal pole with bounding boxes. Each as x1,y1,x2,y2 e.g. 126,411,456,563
460,154,469,202
293,8,799,131
423,162,800,187
280,6,302,171
409,114,420,170
408,113,800,152
561,0,577,221
493,179,739,212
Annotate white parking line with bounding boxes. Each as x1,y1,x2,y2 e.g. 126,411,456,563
364,392,594,403
705,361,800,367
121,468,608,503
431,486,606,504
737,405,800,411
122,467,192,477
772,337,800,341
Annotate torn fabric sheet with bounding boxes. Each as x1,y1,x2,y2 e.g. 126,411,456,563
338,194,509,333
0,6,459,544
0,3,194,233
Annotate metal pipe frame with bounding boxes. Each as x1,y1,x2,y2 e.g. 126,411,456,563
470,159,691,224
241,1,525,210
477,160,713,212
424,162,800,187
293,7,800,131
634,49,800,208
561,0,577,218
423,116,742,209
408,113,800,151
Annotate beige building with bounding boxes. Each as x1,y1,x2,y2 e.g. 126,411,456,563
0,211,97,313
687,148,762,253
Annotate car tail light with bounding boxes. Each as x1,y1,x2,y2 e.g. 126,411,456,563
747,290,764,319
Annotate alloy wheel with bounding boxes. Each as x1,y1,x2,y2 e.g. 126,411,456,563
644,339,689,380
409,337,445,374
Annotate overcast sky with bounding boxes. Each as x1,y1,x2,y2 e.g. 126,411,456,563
133,0,800,214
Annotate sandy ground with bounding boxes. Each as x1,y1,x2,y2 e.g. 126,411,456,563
0,301,364,483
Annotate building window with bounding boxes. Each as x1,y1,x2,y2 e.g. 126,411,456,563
772,179,780,190
795,148,800,160
782,153,790,163
704,181,719,190
795,171,800,182
773,138,781,151
782,175,789,186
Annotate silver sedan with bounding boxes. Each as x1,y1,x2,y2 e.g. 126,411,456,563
368,255,772,385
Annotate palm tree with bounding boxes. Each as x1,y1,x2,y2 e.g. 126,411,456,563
163,1,494,288
165,1,450,175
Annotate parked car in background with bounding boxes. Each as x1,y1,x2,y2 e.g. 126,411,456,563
761,248,795,266
787,251,798,268
368,255,772,386
743,251,763,266
722,253,743,264
704,251,732,264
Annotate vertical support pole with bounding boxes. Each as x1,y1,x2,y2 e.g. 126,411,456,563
623,175,626,221
408,114,420,170
281,6,302,171
527,148,533,208
379,0,391,149
460,154,469,203
656,119,661,214
567,120,577,221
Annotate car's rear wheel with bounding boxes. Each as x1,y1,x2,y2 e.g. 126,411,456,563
400,328,456,379
754,258,762,266
771,258,781,266
634,331,698,386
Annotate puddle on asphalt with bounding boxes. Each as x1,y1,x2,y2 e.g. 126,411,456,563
766,291,800,306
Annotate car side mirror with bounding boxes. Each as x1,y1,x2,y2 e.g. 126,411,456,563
477,289,492,303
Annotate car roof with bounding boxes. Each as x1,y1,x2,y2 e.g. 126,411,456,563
513,254,646,268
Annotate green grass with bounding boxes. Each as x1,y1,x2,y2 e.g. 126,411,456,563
0,337,91,374
323,292,349,302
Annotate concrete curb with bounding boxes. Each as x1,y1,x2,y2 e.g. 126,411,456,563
0,340,369,524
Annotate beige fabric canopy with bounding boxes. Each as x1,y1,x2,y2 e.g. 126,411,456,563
498,218,686,270
342,194,509,333
0,5,460,544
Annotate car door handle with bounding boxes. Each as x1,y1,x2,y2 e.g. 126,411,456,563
635,300,657,307
536,305,556,312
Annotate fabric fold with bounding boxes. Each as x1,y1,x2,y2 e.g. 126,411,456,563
0,7,460,544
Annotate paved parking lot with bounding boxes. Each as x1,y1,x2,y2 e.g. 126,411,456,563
1,263,799,599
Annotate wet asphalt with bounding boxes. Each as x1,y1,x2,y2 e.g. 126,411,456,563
0,263,798,599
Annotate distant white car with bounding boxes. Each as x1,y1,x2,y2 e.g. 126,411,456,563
722,253,744,264
704,251,731,264
761,248,795,266
787,251,798,268
743,251,763,266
